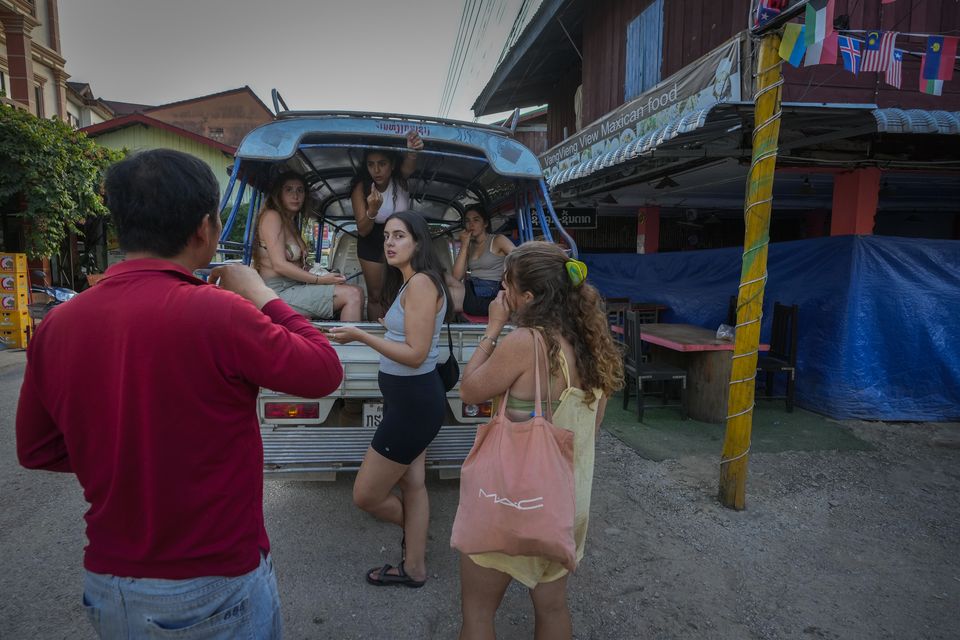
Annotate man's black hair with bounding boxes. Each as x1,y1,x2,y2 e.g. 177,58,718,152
104,149,220,257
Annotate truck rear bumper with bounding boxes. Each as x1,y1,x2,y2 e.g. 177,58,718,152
261,425,477,479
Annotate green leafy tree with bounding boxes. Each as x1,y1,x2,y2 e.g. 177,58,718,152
0,104,122,258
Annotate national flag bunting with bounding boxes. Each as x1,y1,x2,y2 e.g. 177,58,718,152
755,5,780,26
838,36,861,74
921,36,958,81
779,23,807,68
861,31,897,73
918,55,944,95
805,33,838,67
805,0,836,45
885,49,903,88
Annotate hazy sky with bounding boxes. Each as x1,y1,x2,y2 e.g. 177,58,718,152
58,0,488,119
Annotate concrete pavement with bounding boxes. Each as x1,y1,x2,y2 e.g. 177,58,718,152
0,347,27,373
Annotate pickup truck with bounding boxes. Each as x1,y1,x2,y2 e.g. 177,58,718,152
219,103,577,479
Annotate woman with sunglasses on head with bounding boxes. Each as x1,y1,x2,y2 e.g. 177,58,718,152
456,241,623,640
328,210,451,589
351,130,423,320
254,172,363,321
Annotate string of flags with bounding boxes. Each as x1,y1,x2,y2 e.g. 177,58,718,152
760,0,958,97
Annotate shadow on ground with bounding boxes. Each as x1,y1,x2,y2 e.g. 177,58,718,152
603,394,873,461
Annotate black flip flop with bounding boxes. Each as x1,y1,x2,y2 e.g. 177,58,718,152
365,561,426,588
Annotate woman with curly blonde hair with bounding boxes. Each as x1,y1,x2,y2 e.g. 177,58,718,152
457,241,623,640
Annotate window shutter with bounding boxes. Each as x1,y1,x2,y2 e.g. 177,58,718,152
624,0,664,102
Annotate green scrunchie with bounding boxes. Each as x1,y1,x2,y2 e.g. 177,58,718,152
565,259,587,287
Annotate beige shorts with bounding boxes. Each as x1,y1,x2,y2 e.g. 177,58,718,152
263,276,335,319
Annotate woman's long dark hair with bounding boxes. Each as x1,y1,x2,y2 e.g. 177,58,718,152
463,203,492,232
350,148,407,209
381,210,453,321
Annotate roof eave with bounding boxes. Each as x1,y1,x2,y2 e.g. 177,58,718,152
472,0,574,116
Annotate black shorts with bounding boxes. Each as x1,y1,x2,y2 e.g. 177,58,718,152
372,370,445,464
356,223,385,263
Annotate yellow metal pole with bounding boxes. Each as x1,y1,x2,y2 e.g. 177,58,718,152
719,32,784,510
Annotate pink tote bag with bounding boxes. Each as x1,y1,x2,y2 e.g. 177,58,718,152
451,332,577,570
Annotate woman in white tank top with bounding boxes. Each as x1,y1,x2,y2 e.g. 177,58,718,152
351,130,423,319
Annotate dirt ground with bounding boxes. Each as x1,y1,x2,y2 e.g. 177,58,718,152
580,418,960,640
2,352,958,639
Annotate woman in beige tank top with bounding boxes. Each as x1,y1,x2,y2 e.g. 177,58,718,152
254,173,363,320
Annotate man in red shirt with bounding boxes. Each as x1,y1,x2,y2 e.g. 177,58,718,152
16,149,342,638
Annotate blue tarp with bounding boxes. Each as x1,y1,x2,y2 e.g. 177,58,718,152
583,236,960,421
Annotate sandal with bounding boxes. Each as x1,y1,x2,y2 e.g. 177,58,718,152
365,561,426,588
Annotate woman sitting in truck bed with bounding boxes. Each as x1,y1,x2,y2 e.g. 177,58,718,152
254,172,364,321
451,204,514,317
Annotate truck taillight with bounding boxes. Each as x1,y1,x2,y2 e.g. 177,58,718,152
264,402,320,419
462,401,493,418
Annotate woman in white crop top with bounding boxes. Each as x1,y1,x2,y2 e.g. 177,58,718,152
351,130,423,319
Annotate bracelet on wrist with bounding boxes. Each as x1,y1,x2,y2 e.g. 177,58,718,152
477,342,492,356
480,334,498,347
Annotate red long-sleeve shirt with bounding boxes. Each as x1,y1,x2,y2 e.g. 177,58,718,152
16,259,343,579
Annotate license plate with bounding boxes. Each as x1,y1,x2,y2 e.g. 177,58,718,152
362,402,384,429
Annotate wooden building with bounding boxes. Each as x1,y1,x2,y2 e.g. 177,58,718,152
473,0,960,253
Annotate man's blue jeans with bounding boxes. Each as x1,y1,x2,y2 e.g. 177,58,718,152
81,553,282,639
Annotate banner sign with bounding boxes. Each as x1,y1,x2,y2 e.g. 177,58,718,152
540,36,742,180
531,207,597,230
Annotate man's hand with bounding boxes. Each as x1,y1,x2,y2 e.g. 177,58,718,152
211,264,278,309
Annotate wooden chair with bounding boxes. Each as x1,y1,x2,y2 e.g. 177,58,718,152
622,311,687,421
756,302,799,412
605,296,630,331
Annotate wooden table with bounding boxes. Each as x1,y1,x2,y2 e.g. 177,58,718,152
640,324,769,423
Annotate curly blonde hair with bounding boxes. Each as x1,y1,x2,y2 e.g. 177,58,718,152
504,242,623,405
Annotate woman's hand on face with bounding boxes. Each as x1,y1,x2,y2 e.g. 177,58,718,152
487,290,510,329
406,130,424,151
327,325,364,344
458,230,473,246
366,187,383,214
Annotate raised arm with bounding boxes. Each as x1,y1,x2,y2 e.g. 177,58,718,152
452,230,472,280
351,181,377,238
400,130,423,179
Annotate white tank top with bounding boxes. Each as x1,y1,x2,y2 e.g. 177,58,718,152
373,179,411,223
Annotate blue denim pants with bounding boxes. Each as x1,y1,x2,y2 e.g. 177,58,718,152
82,553,282,639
